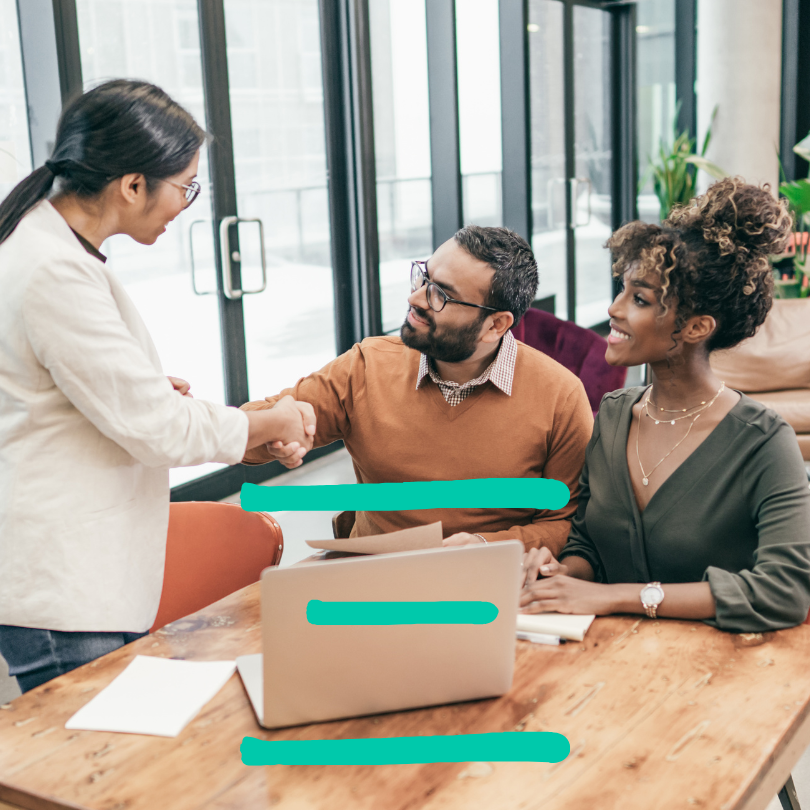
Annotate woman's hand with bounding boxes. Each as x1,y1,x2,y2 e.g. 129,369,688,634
167,376,193,397
442,532,487,547
520,575,616,615
521,547,568,587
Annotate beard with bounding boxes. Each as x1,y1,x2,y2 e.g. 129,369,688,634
400,306,486,363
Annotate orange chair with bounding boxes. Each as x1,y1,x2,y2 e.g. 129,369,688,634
150,502,284,632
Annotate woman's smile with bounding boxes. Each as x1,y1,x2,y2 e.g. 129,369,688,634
608,324,631,344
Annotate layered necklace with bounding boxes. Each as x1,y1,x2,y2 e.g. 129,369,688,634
636,381,725,487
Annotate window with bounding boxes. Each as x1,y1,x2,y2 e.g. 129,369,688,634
0,0,32,203
369,0,433,333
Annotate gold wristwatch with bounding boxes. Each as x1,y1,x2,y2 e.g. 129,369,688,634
640,582,665,619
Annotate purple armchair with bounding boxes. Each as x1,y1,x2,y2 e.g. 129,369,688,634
512,308,627,414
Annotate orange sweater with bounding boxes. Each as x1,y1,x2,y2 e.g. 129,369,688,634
242,337,593,554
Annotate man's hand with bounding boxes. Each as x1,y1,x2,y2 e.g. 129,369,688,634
243,395,317,466
442,532,487,547
519,575,614,615
521,546,568,588
264,400,317,469
167,376,193,397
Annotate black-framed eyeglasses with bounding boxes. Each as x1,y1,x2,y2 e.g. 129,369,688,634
410,260,500,314
165,179,202,207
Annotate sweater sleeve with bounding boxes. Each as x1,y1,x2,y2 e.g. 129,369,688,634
23,257,248,469
241,344,361,464
557,411,606,580
703,421,810,632
477,381,594,555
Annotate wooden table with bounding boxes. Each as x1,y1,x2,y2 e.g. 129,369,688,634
1,583,809,810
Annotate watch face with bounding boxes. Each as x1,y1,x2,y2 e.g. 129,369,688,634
641,585,664,605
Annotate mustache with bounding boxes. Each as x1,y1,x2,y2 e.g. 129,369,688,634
408,305,433,325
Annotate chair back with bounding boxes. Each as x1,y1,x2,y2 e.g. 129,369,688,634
710,299,810,392
512,308,627,412
150,502,283,632
332,510,357,539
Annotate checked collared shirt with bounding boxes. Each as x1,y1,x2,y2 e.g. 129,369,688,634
415,329,517,406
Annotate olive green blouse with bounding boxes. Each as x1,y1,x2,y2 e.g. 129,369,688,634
559,387,810,632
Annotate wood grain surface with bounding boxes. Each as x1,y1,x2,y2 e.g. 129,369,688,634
0,583,808,810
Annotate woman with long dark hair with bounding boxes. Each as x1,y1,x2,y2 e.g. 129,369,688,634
521,178,810,632
0,80,315,691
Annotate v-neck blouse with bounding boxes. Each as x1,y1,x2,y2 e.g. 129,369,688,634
559,386,810,632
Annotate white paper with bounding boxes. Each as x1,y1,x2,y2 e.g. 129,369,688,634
65,656,236,737
305,522,443,554
516,613,595,641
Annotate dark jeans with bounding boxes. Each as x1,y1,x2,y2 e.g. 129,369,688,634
0,625,148,693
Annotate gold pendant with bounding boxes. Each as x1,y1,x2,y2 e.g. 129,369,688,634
642,477,649,486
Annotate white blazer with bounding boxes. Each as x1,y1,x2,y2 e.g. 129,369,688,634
0,201,249,632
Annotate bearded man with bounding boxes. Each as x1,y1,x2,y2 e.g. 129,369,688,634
241,225,593,554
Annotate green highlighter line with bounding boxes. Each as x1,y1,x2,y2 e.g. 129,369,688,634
241,732,570,766
240,477,569,512
306,599,499,625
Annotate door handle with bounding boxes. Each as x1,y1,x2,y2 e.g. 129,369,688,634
569,178,592,228
219,216,268,300
546,177,567,229
189,219,216,296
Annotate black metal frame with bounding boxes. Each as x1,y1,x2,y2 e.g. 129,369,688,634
16,0,82,168
499,0,532,242
425,0,464,249
793,0,810,179
197,0,249,409
320,0,382,350
674,0,697,142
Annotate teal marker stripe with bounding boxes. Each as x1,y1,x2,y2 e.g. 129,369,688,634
241,732,570,766
241,478,568,512
306,600,498,625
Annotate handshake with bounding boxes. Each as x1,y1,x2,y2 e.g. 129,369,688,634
242,395,317,470
168,376,315,470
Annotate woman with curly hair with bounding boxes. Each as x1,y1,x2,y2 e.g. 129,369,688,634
521,178,810,632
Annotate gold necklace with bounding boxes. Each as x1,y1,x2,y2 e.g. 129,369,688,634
644,382,725,425
648,381,725,413
635,382,724,487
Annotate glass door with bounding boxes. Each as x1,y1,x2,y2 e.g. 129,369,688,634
76,0,341,492
0,0,32,203
528,0,566,317
77,0,229,487
528,0,617,328
572,4,613,327
369,0,433,334
223,0,337,400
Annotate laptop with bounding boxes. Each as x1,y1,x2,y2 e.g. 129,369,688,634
236,541,523,729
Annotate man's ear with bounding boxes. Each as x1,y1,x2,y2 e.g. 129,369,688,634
480,310,515,344
681,314,717,345
117,173,147,206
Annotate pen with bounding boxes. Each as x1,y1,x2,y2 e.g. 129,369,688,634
516,630,561,646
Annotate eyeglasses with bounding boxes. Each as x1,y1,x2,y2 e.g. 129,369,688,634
410,260,500,314
164,179,202,207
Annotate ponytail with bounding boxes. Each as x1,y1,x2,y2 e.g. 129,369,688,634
0,79,205,246
0,165,57,245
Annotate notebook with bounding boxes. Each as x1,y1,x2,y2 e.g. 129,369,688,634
516,612,595,641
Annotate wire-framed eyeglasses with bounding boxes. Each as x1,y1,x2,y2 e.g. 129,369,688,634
164,179,202,207
410,260,500,314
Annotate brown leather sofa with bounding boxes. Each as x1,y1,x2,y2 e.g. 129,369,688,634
711,299,810,461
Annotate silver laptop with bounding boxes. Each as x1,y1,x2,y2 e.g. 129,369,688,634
237,541,523,729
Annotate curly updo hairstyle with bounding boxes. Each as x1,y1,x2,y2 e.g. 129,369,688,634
606,177,792,352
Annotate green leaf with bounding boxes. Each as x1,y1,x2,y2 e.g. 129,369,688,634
793,131,810,163
685,156,728,180
700,105,719,157
780,179,810,215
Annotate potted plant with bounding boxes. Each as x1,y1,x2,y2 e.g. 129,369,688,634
776,133,810,298
642,104,727,222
